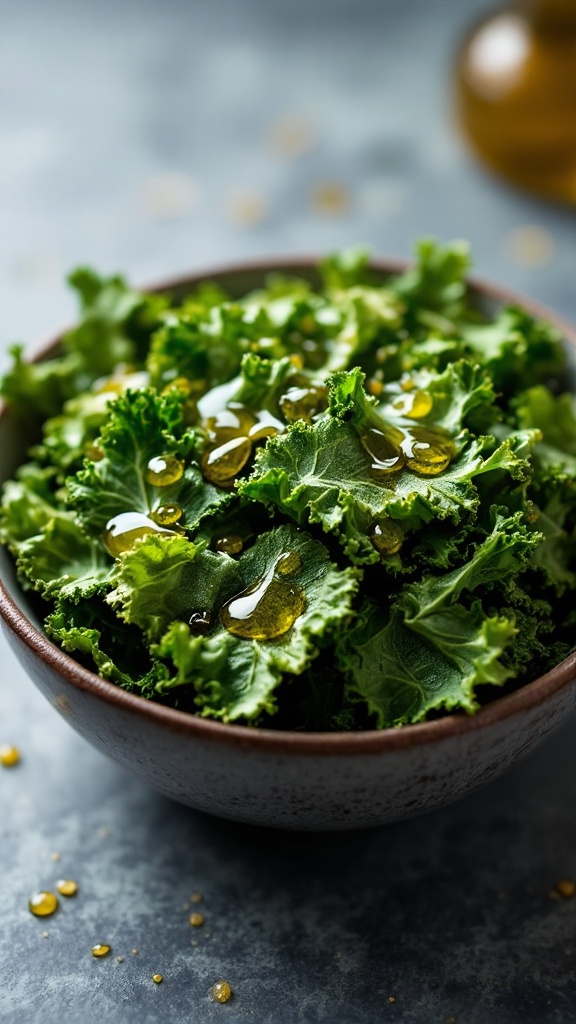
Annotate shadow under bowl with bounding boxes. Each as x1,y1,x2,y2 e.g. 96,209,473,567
1,258,575,830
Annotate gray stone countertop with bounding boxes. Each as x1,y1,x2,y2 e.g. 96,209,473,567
1,1,575,1021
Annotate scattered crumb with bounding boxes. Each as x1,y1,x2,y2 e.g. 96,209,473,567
265,116,316,157
152,973,163,985
50,852,61,862
310,182,350,216
556,880,576,898
116,956,124,963
130,949,139,956
138,173,198,220
189,912,205,927
41,931,49,939
387,996,396,1004
226,190,268,227
505,225,554,268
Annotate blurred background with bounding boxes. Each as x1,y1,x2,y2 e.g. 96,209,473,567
1,0,575,353
2,3,576,1023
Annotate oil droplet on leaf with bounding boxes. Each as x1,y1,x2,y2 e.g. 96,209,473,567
189,611,211,635
215,536,243,555
279,385,328,424
392,389,433,420
247,410,283,441
361,427,406,476
103,512,175,557
56,879,78,897
145,454,185,488
370,520,404,556
0,744,20,767
92,944,111,958
29,892,59,917
211,981,233,1004
221,552,306,641
150,503,183,526
201,437,252,488
403,427,454,476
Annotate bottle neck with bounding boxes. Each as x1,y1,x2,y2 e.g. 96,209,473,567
521,0,576,31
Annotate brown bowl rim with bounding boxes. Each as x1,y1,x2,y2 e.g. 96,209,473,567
1,255,576,756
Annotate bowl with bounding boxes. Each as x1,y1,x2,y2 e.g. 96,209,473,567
1,257,576,831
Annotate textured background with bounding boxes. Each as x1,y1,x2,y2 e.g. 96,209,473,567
1,1,576,1022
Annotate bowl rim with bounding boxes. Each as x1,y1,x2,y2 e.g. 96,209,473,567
1,254,576,756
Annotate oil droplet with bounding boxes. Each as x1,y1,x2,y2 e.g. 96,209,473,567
56,879,78,897
0,744,20,767
392,390,433,420
146,454,185,488
150,503,183,526
191,892,202,904
275,551,301,576
221,553,306,641
215,536,243,556
556,880,576,898
162,376,203,396
41,931,49,939
370,520,404,556
279,385,328,425
189,611,211,635
189,912,205,927
83,443,104,462
361,427,406,476
103,512,174,557
50,853,61,862
211,981,233,1004
116,956,124,963
29,892,59,917
247,410,283,441
201,437,252,488
403,427,454,476
92,944,111,958
388,996,396,1004
206,403,257,439
131,949,139,955
366,378,384,397
152,974,163,984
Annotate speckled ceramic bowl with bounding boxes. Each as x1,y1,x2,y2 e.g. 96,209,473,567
1,259,575,831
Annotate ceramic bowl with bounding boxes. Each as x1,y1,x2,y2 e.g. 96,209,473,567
1,259,575,831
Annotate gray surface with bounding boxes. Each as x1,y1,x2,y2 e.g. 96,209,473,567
1,1,576,1021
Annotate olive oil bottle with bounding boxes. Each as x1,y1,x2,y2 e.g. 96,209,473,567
455,0,576,201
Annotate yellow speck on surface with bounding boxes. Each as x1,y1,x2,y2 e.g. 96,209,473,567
191,892,202,904
265,116,316,157
0,744,20,767
505,225,554,268
56,879,78,897
189,912,205,927
211,980,232,1004
226,190,268,227
556,880,576,898
50,852,61,862
191,940,199,947
91,944,111,958
130,949,139,955
387,995,396,1004
152,974,163,985
311,182,350,216
116,957,124,963
41,931,49,939
29,892,59,917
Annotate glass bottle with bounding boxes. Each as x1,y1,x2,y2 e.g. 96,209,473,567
455,0,576,202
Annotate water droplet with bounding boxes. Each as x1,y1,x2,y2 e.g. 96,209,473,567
279,385,328,424
189,611,211,635
146,454,185,488
92,944,111,958
215,536,243,556
221,554,306,641
56,879,78,897
150,503,183,526
0,744,20,767
211,981,233,1004
29,892,59,917
201,437,252,488
370,520,404,556
103,512,175,557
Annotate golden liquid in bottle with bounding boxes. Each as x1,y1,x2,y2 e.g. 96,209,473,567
456,0,576,201
220,553,306,640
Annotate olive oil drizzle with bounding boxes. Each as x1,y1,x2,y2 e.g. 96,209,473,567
220,551,306,640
